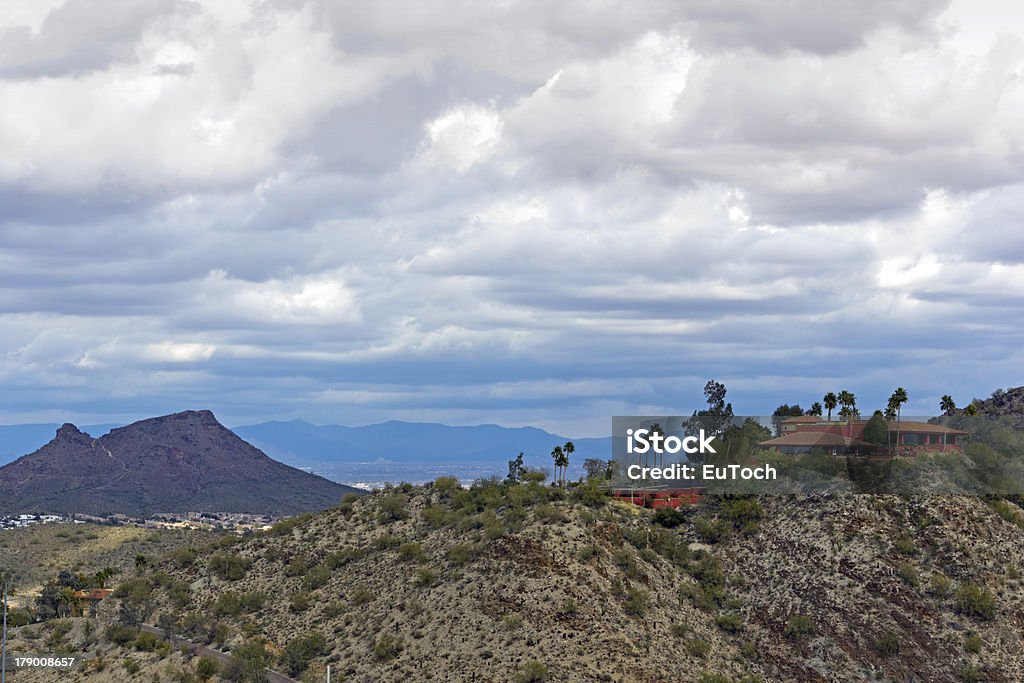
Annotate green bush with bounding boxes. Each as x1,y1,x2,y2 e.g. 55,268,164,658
929,574,953,597
720,496,763,530
964,633,983,653
195,656,220,678
281,632,327,676
433,476,462,497
398,542,428,563
898,562,919,587
349,584,374,605
624,587,648,615
378,493,409,522
686,638,710,658
105,624,139,646
514,661,548,683
415,566,436,587
653,507,686,528
955,584,995,620
716,613,745,634
446,543,479,567
302,565,331,591
784,614,815,638
695,516,729,543
134,630,161,652
578,544,601,561
874,632,900,656
289,592,311,613
209,553,250,581
959,665,986,682
373,634,404,660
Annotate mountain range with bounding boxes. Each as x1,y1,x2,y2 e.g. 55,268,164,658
1,418,612,474
0,410,361,516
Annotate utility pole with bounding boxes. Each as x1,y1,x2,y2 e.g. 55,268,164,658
326,664,330,683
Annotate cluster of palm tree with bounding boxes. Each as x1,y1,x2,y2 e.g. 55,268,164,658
550,441,574,487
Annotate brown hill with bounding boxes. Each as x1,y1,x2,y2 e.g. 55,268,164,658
0,410,362,516
57,482,1024,683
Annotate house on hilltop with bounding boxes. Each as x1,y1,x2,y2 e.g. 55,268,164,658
758,416,967,455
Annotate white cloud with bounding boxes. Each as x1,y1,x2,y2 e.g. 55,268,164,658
2,0,1024,430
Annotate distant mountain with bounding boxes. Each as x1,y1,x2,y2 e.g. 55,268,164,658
232,419,611,470
0,410,361,516
0,423,120,466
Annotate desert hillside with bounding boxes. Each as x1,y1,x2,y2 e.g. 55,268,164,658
7,479,1019,682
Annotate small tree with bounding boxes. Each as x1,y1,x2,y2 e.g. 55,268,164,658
507,453,526,484
863,411,888,446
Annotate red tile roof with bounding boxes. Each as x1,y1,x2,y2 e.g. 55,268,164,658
759,432,876,448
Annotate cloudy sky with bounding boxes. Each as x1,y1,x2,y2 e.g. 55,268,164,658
2,0,1024,435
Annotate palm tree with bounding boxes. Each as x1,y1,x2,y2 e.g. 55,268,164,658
940,395,956,416
550,446,564,486
838,390,856,420
890,387,908,449
823,392,837,421
808,402,823,417
562,441,574,485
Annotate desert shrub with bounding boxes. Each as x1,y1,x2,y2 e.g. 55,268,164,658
338,493,360,517
929,574,953,597
955,584,995,620
893,534,917,555
415,566,436,587
958,665,986,682
570,479,607,508
784,614,815,638
373,634,404,660
874,632,900,656
349,584,374,606
195,656,220,678
134,630,161,651
433,476,462,498
695,516,729,543
270,514,312,537
302,565,331,590
898,563,920,587
281,632,327,676
170,547,199,567
420,505,450,527
322,601,344,618
613,549,642,579
514,661,548,683
964,633,983,653
124,658,141,674
624,587,648,616
325,548,364,568
289,592,311,613
374,534,402,550
578,544,601,561
105,624,139,646
285,557,310,577
222,638,273,682
209,553,250,581
653,507,686,528
399,542,428,563
720,496,763,530
716,613,745,634
446,543,479,567
379,493,409,522
686,639,710,658
534,504,566,524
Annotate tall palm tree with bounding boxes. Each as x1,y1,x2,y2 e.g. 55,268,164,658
823,392,837,421
837,391,855,419
808,402,823,417
940,395,956,416
890,387,908,449
562,441,574,485
550,446,564,486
